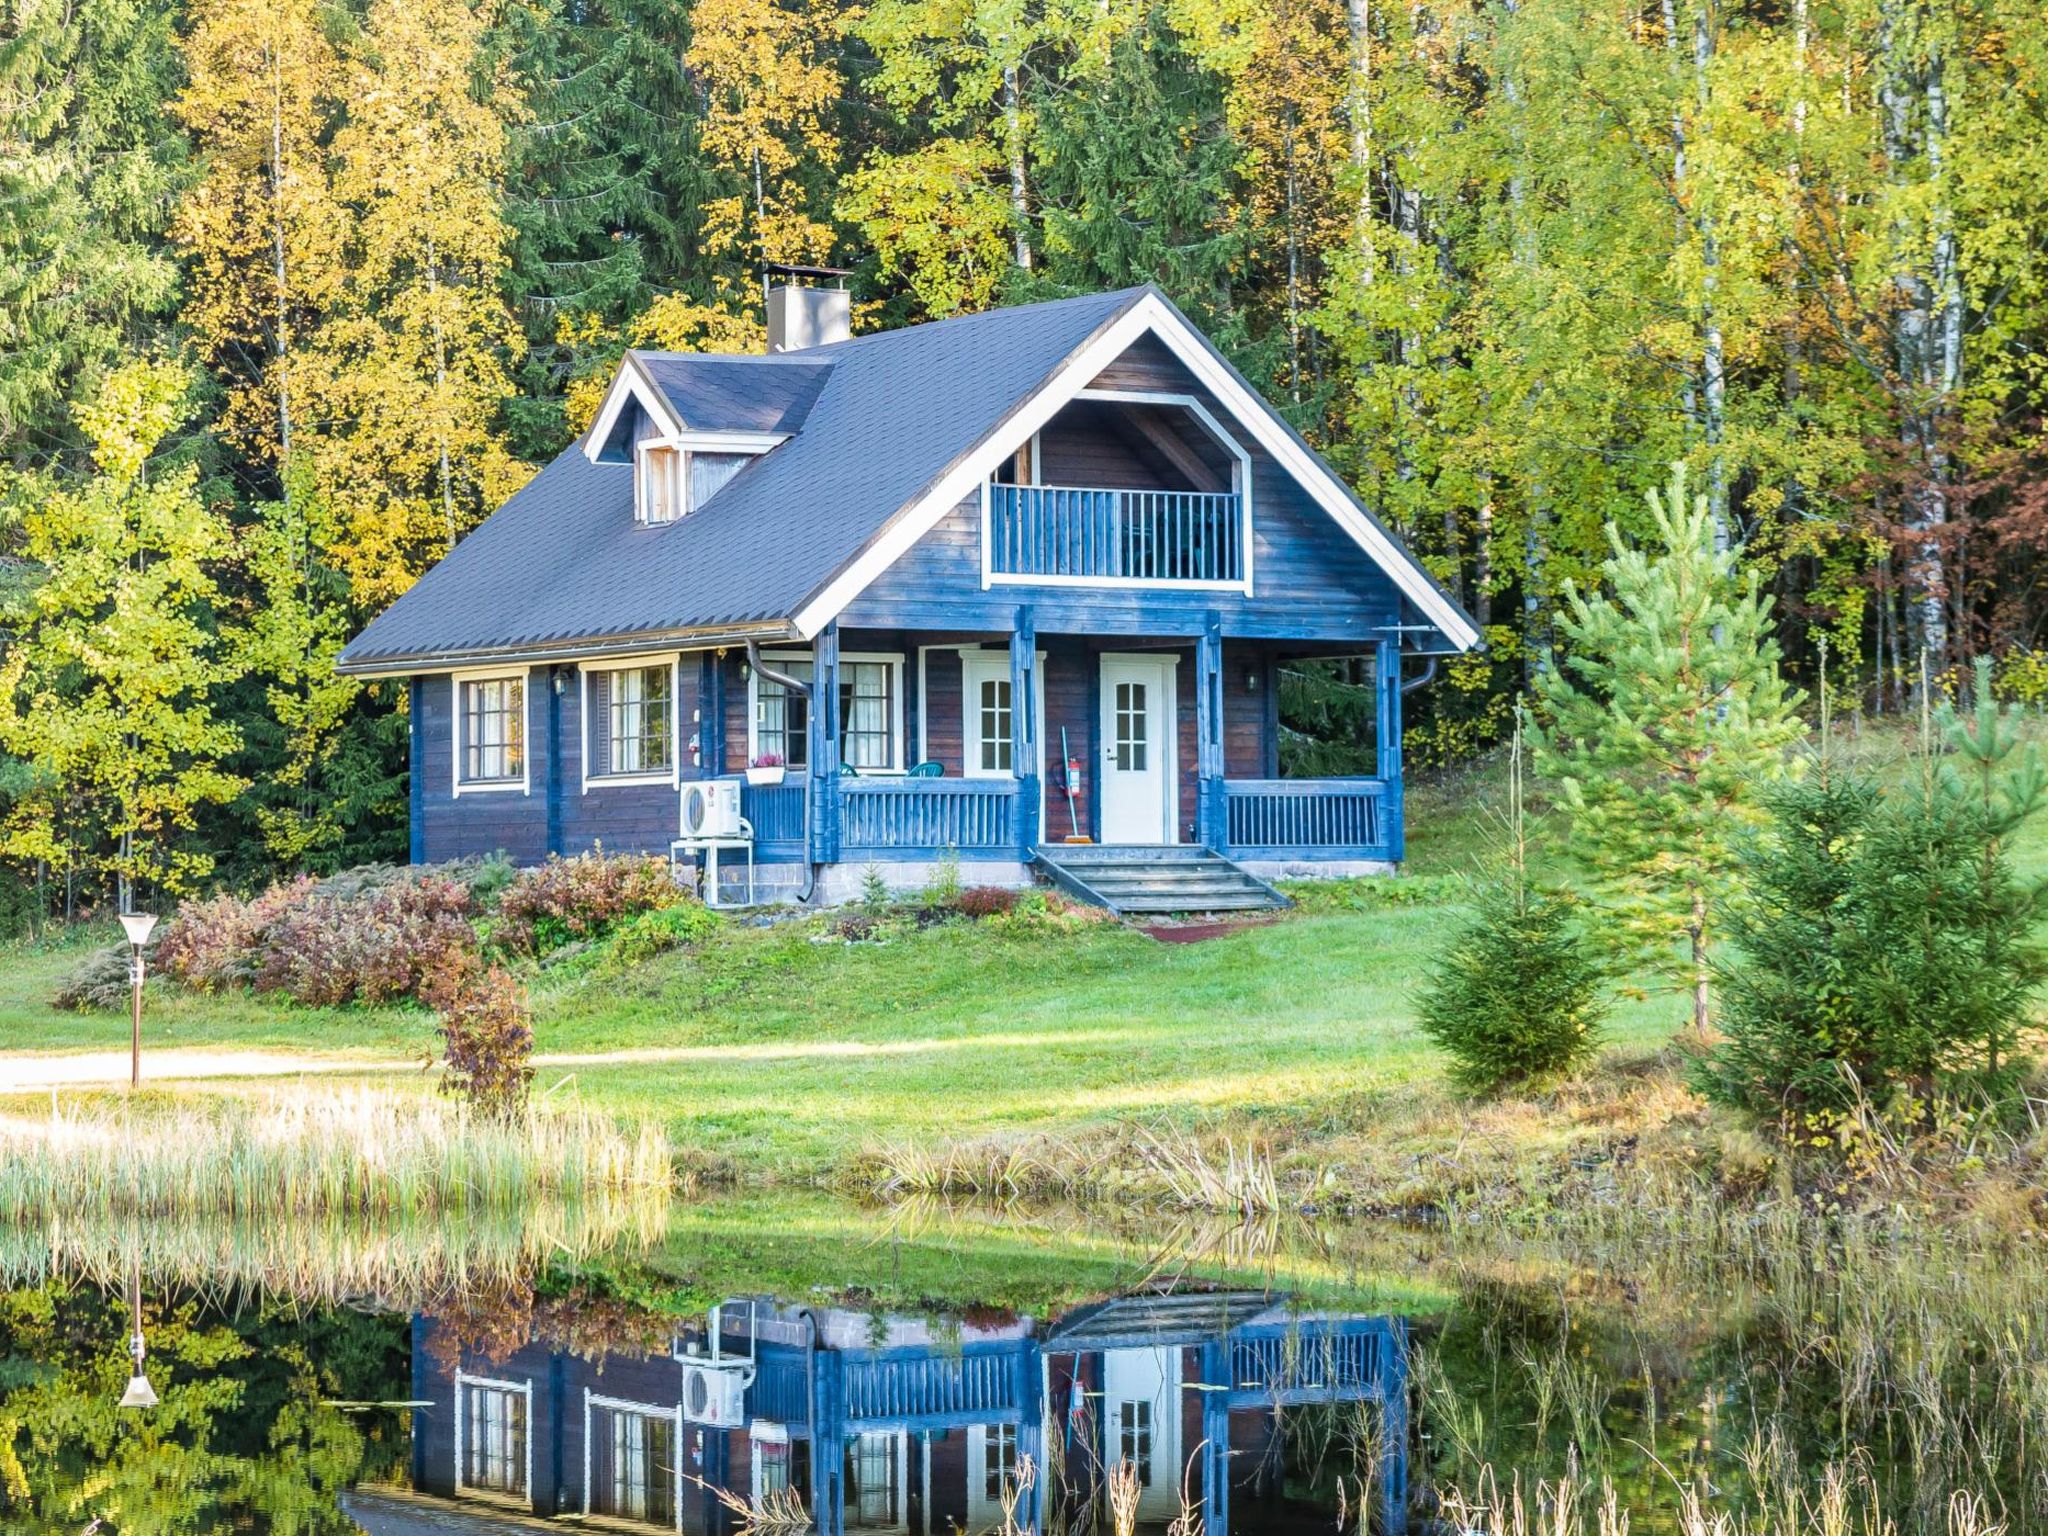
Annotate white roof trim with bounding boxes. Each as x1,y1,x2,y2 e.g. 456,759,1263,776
790,290,1480,651
582,353,687,464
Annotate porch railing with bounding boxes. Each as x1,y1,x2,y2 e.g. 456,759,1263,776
842,1346,1025,1428
842,778,1016,855
988,483,1244,585
1223,777,1390,860
739,780,807,853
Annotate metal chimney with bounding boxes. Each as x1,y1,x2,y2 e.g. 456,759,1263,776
764,264,852,352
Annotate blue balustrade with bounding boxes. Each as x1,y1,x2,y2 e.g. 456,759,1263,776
739,779,808,855
988,483,1244,584
1223,778,1390,860
841,778,1016,855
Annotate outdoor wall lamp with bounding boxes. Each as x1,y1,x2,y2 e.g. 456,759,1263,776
118,910,157,1092
119,1261,156,1410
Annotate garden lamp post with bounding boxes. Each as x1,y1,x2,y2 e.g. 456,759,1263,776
119,1259,156,1410
118,910,157,1092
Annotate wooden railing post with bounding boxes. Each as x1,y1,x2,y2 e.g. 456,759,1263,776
1376,638,1404,861
811,622,842,865
1195,616,1226,849
1011,606,1040,856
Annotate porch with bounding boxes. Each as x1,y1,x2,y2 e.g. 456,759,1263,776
701,619,1408,875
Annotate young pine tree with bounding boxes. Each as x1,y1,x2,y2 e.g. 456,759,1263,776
1419,716,1607,1096
1706,658,2047,1115
1533,464,1805,1039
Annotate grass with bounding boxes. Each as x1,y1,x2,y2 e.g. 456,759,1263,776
4,717,2045,1210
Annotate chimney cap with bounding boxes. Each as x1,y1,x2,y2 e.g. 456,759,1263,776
765,261,852,286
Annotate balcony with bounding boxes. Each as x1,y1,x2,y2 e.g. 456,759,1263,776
986,482,1246,588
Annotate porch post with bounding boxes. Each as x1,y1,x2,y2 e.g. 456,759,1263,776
1195,615,1226,850
1014,1344,1045,1535
1378,1318,1410,1533
1011,605,1040,856
811,622,842,865
812,1347,846,1536
1376,637,1404,861
1198,1338,1231,1536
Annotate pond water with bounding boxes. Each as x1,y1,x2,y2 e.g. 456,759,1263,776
1,1197,2042,1535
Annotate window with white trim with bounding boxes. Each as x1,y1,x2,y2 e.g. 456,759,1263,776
982,1423,1017,1500
586,661,674,780
461,1380,528,1497
596,1406,676,1526
752,653,905,773
459,676,525,787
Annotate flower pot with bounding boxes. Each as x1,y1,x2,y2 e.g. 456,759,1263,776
746,765,787,787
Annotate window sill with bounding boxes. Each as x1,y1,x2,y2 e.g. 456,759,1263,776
585,772,676,790
454,779,527,796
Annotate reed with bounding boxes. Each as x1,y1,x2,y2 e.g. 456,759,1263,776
0,1086,673,1221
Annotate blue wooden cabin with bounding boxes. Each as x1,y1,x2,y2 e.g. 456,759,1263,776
400,1290,1409,1535
339,283,1480,907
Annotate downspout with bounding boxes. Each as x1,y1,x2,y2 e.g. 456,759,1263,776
1399,654,1439,694
747,640,818,903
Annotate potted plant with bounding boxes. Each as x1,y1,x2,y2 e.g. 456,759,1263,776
746,753,787,787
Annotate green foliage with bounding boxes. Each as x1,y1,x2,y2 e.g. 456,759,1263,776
923,848,963,909
1419,721,1607,1094
860,861,890,916
1534,465,1805,1034
1707,663,2048,1115
494,850,684,957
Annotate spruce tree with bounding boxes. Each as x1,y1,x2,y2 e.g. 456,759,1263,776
1533,463,1805,1038
1418,716,1607,1096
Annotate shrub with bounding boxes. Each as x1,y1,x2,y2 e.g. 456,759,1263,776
923,848,963,909
254,877,477,1006
955,885,1018,918
156,877,318,990
53,944,134,1012
1417,718,1606,1096
496,851,682,956
1417,879,1607,1095
834,911,880,942
983,890,1113,934
604,902,721,966
422,960,533,1120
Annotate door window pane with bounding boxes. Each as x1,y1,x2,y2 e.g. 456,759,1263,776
847,1432,899,1528
983,1424,1017,1500
1118,1399,1153,1482
977,677,1012,773
1115,681,1148,772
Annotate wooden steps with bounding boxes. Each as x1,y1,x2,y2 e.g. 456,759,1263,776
1032,844,1291,917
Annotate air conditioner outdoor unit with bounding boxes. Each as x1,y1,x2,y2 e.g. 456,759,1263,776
680,779,745,840
679,1361,748,1427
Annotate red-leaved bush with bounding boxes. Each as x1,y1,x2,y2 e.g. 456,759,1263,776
254,877,477,1006
494,851,682,956
422,957,533,1119
155,877,319,991
954,885,1019,918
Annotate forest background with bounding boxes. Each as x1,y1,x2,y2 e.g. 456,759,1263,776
3,0,2046,911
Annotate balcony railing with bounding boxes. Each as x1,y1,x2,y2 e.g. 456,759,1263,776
1223,778,1390,860
988,482,1244,585
843,778,1016,854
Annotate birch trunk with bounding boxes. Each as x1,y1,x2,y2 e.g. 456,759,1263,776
1003,63,1032,271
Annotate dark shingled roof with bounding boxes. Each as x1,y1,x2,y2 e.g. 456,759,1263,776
340,285,1147,671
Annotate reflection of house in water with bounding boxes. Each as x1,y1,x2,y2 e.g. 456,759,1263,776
395,1290,1407,1535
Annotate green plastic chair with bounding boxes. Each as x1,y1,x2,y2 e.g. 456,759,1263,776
908,760,944,778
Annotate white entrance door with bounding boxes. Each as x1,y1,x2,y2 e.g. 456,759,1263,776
1103,1346,1183,1522
1098,655,1177,844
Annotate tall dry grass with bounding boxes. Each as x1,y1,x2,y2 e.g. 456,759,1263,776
0,1086,673,1221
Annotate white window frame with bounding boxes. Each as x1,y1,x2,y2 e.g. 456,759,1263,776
750,1419,794,1503
451,667,531,797
582,1389,686,1530
956,650,1046,784
579,651,683,792
978,389,1254,596
748,649,907,776
632,430,783,525
636,441,684,525
453,1371,534,1506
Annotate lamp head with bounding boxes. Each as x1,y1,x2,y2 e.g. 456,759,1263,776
119,1373,158,1410
118,911,157,947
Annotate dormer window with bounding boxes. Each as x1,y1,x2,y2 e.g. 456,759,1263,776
636,442,754,525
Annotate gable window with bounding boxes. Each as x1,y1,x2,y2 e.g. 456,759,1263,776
455,673,527,793
638,444,681,524
751,652,906,773
456,1375,530,1501
638,443,755,526
583,658,676,786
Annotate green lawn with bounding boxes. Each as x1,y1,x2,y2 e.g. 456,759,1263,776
6,717,2041,1191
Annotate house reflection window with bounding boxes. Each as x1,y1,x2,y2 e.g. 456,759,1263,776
457,1375,530,1502
1118,1399,1153,1482
593,1404,677,1527
983,1423,1017,1499
846,1430,903,1529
